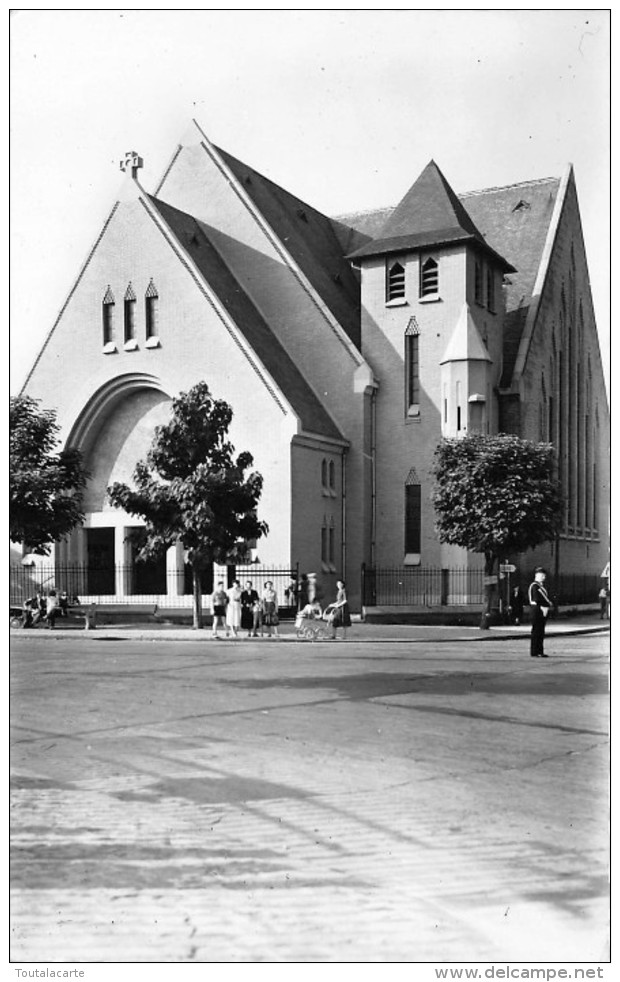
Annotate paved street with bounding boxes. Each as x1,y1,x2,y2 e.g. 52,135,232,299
10,626,609,963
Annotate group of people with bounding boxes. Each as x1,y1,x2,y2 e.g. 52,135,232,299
209,573,352,640
20,589,74,629
210,579,281,639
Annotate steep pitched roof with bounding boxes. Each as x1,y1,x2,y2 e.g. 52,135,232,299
461,177,560,386
347,161,514,272
383,160,484,239
148,195,345,443
214,146,362,349
336,174,561,387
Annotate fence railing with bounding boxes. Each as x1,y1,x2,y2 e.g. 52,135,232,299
361,566,603,608
9,563,300,610
10,563,603,611
362,566,485,607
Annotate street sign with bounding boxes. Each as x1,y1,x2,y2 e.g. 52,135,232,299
499,564,516,573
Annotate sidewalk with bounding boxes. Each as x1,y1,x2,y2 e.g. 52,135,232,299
10,614,610,644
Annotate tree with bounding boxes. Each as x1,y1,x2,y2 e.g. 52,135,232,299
430,433,563,628
10,395,88,553
107,382,268,629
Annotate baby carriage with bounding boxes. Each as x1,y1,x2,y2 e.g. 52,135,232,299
295,603,336,640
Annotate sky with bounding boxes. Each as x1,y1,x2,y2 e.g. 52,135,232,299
10,8,610,394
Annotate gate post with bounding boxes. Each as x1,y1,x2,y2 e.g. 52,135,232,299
441,568,449,606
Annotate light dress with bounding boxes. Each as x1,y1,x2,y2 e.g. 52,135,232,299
226,585,242,630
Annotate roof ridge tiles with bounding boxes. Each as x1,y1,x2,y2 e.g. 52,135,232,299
459,176,559,198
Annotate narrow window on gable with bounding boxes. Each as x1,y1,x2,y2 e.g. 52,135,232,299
328,460,336,492
145,279,159,342
102,286,115,348
321,458,328,490
387,260,406,301
124,283,137,344
420,256,438,297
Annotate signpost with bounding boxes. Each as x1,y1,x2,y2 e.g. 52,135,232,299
499,563,517,622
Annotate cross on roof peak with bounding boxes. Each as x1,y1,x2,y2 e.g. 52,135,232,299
120,151,144,178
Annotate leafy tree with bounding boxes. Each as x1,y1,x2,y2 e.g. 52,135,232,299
430,433,563,628
10,395,87,553
107,382,268,629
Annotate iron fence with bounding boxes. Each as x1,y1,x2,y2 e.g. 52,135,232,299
362,565,485,607
362,565,603,608
9,562,300,611
536,572,602,607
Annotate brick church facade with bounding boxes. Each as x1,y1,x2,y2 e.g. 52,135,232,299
19,121,609,610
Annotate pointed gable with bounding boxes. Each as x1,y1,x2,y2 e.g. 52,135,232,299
348,160,515,272
440,304,492,364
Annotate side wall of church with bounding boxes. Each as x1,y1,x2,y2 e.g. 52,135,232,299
515,175,610,581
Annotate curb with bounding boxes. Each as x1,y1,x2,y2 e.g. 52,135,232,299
10,625,609,644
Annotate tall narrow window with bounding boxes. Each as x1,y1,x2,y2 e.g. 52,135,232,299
405,470,422,556
486,265,495,311
456,381,462,432
321,458,328,489
321,519,328,565
420,256,438,297
387,260,406,301
102,286,115,346
328,519,335,566
405,318,420,414
145,279,159,340
474,259,483,305
124,283,136,343
328,460,335,491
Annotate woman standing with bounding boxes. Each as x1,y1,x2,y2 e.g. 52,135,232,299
261,581,279,639
329,580,351,640
241,580,261,637
226,580,243,638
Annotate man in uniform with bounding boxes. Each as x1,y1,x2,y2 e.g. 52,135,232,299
528,567,552,658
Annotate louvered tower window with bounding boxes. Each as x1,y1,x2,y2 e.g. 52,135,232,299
387,261,406,301
420,257,438,297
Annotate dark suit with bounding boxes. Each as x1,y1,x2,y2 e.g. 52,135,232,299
528,580,551,656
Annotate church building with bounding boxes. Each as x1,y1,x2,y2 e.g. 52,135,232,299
19,120,609,610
